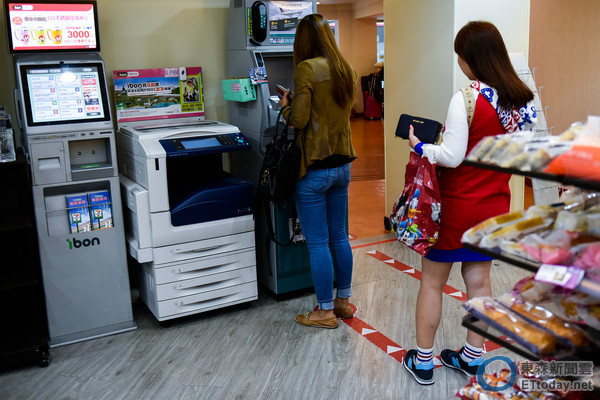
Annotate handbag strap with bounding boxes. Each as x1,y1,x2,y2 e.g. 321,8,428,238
460,86,475,127
273,108,291,142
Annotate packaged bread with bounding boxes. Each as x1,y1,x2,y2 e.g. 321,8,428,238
479,217,554,249
554,211,588,232
499,151,529,169
586,211,600,236
495,141,524,165
497,293,596,349
578,303,600,330
518,230,574,265
526,142,573,171
524,202,569,219
462,211,524,245
550,290,600,327
499,240,537,261
464,297,559,357
467,136,498,161
481,135,513,163
558,121,585,142
511,275,555,303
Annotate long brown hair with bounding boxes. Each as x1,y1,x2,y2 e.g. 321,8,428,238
454,21,533,109
293,14,355,108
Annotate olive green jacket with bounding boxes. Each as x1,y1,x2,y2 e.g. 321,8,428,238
281,56,357,178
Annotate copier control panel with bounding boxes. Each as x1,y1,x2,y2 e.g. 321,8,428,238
160,133,251,157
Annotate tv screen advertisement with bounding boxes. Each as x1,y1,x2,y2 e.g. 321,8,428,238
19,62,111,127
5,1,100,52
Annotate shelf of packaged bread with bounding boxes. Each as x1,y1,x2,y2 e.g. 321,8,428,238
462,160,600,192
462,314,539,360
462,314,600,363
463,243,600,301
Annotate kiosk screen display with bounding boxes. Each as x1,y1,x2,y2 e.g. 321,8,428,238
267,1,313,45
20,63,110,126
5,1,100,52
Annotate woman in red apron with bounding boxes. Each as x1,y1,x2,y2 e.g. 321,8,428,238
403,21,537,385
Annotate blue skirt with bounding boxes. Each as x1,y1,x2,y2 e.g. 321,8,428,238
425,247,493,263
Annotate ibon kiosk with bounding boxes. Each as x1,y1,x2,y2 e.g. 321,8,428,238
6,1,136,347
225,0,316,295
114,67,258,323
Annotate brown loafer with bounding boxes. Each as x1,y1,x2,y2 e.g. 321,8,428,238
295,312,338,329
333,306,354,319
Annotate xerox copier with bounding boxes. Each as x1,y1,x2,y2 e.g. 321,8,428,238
117,118,258,322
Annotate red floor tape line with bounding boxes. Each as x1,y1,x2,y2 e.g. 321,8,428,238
366,250,469,302
333,246,510,366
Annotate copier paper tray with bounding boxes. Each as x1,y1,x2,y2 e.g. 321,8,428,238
169,175,253,226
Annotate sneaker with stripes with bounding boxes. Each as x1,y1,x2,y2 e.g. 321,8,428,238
440,346,484,377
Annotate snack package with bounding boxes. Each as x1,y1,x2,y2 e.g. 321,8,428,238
572,242,600,277
462,211,525,245
554,211,589,232
467,136,498,162
585,213,600,236
578,303,600,330
544,116,600,181
511,276,555,304
499,240,538,262
481,135,514,163
463,297,562,357
456,374,525,400
479,217,554,249
526,142,573,171
550,290,600,330
518,230,575,265
497,293,597,350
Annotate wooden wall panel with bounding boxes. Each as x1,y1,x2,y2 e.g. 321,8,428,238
529,0,600,134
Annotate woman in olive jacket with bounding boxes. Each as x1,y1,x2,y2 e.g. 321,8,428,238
279,14,357,329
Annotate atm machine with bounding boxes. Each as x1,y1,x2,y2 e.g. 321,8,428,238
114,67,258,323
6,1,136,347
226,0,317,295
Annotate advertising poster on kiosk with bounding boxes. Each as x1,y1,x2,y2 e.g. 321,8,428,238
266,1,313,44
113,67,205,122
6,2,99,51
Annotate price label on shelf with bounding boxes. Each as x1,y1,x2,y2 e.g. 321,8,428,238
535,264,585,290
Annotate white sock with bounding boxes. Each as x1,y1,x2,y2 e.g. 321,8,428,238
460,342,483,363
416,346,433,365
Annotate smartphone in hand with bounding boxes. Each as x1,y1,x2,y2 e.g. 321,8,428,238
276,84,288,99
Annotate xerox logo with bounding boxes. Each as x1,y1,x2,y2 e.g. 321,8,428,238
66,237,100,249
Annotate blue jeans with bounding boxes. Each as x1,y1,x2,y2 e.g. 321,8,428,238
294,163,353,311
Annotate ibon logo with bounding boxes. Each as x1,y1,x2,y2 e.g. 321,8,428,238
66,237,100,249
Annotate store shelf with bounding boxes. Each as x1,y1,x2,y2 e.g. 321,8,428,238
462,314,600,362
463,243,600,300
462,314,539,360
463,160,600,192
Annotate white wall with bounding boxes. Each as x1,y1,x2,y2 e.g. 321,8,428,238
454,0,531,91
384,0,530,213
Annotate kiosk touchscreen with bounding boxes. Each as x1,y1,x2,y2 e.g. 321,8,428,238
17,59,111,132
6,0,135,347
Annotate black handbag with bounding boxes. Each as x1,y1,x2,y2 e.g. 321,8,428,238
395,114,443,144
257,110,301,203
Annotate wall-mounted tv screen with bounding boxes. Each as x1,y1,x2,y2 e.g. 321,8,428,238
19,62,110,127
5,1,100,52
266,1,313,45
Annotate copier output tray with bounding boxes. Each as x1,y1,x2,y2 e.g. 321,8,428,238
169,174,253,226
